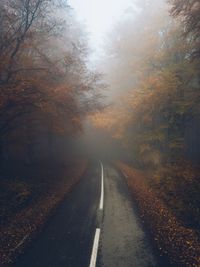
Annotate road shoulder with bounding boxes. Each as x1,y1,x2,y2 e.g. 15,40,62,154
115,161,200,267
0,161,87,266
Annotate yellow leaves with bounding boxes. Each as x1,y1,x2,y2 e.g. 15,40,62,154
140,144,151,154
0,162,88,264
116,162,200,267
90,111,114,130
169,139,184,149
89,104,131,140
186,240,193,246
53,85,71,96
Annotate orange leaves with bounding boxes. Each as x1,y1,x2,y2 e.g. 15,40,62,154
0,161,88,265
116,162,200,266
90,105,132,140
0,0,101,141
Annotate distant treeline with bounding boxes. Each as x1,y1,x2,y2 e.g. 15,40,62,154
0,0,102,170
91,0,200,232
93,0,200,167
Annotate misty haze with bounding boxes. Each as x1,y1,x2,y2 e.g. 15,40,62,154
0,0,200,266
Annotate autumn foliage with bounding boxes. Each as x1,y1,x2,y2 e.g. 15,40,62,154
0,0,102,167
0,1,101,263
116,162,200,267
0,161,87,264
91,1,200,264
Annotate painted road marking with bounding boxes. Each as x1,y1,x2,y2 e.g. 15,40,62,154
99,161,104,210
11,234,29,252
89,228,101,267
89,162,104,267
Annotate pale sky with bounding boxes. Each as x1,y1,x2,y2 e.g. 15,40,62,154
68,0,136,57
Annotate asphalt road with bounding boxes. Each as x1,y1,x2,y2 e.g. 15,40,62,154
14,162,170,267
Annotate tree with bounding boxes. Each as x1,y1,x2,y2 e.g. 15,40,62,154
0,0,103,164
169,0,200,58
93,0,200,166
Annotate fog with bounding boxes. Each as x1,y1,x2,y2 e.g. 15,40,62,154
74,0,200,167
0,0,200,265
0,0,199,166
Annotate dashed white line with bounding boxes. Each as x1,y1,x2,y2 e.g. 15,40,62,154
99,161,104,210
89,161,104,267
89,228,101,267
11,234,29,252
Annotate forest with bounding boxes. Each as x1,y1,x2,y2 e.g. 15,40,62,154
0,1,103,263
0,0,200,266
92,0,200,232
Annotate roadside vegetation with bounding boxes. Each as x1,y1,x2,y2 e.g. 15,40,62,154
0,0,102,264
1,0,200,265
0,162,87,265
116,162,200,267
91,0,200,264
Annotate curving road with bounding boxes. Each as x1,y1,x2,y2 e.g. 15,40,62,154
14,161,170,267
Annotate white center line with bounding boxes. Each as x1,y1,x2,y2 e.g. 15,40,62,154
89,162,104,267
89,228,101,267
99,161,104,210
11,234,29,252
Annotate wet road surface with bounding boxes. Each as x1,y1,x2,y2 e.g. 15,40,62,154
97,165,157,267
14,162,170,267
